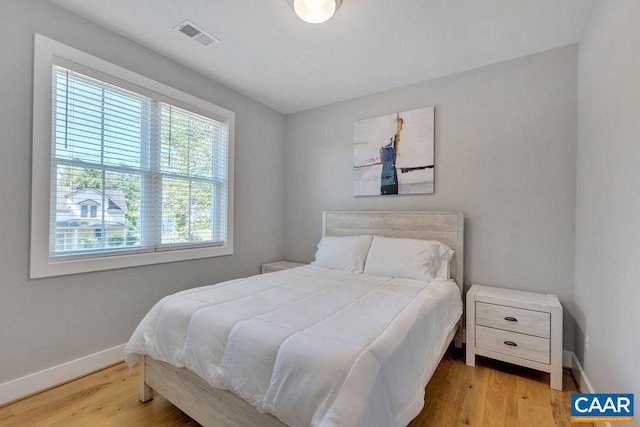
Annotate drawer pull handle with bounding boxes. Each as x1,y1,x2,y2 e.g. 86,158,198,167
504,316,518,322
504,340,518,347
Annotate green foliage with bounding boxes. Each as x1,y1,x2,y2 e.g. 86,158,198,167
160,107,214,244
59,168,102,189
79,237,99,249
107,235,125,247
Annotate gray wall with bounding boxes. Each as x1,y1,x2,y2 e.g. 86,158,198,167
284,46,578,349
0,0,285,383
575,0,640,395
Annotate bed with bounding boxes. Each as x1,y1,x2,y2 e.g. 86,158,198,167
125,210,464,427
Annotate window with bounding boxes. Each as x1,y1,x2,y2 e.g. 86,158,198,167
52,65,229,253
31,35,235,278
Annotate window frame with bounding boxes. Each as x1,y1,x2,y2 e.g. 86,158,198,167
31,34,235,278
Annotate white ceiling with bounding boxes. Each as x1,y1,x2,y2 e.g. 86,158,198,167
49,0,594,114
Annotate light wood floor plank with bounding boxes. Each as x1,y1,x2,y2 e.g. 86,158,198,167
516,371,553,427
0,347,590,427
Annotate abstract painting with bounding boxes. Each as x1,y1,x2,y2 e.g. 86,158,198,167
353,106,434,196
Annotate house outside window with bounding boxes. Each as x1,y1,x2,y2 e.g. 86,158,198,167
56,187,128,250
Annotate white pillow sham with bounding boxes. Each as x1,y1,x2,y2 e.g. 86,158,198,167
310,235,373,273
363,236,454,281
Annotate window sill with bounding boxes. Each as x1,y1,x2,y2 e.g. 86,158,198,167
30,244,233,278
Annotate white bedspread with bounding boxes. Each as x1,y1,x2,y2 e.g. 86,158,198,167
124,265,462,427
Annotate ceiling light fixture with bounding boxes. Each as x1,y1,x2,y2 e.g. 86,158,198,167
289,0,342,24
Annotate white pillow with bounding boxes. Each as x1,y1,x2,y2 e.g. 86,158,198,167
363,236,454,281
310,235,373,273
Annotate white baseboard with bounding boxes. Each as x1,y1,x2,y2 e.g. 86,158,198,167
563,351,611,427
0,344,125,406
566,351,595,393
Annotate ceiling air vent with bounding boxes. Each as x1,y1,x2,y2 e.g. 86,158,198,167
176,20,220,47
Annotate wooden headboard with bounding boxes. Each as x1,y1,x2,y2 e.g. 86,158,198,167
322,211,464,296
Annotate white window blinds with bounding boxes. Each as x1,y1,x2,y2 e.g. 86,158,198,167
51,65,229,259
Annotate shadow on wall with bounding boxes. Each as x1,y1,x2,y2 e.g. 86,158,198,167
572,310,587,366
462,217,473,295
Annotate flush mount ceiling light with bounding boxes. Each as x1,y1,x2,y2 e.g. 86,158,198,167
289,0,342,24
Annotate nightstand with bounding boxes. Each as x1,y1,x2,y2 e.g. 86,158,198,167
261,261,306,274
466,284,563,390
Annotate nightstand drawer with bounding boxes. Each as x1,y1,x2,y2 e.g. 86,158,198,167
476,325,550,364
476,302,550,338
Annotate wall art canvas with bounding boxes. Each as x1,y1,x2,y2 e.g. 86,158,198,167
353,105,434,196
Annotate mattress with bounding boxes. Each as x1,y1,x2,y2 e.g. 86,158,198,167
124,265,462,427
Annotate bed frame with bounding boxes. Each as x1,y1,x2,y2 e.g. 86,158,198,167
139,210,464,427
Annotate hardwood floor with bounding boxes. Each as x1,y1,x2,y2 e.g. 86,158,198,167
0,347,589,427
409,347,589,427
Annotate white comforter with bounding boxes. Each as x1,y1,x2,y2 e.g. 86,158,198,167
124,266,462,427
